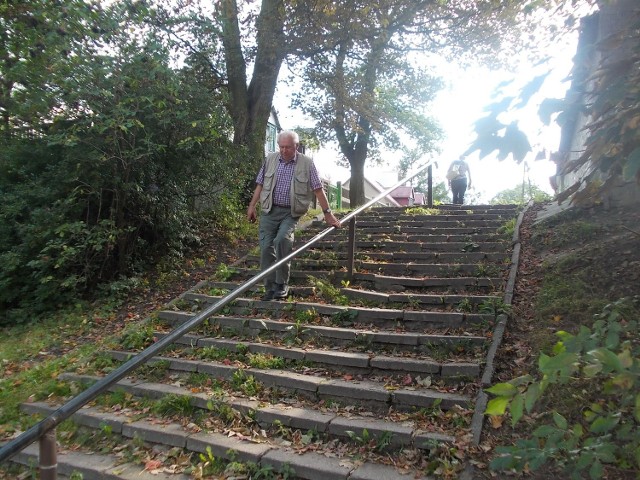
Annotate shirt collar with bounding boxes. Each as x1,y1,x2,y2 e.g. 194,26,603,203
279,153,297,164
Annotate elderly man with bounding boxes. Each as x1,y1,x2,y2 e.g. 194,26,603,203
247,130,341,301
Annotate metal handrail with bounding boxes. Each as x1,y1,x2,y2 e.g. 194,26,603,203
0,160,433,465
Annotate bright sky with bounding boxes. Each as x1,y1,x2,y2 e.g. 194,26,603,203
274,32,579,203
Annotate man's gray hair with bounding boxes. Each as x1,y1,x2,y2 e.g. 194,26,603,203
278,130,299,144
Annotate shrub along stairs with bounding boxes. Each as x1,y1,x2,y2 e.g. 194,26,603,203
13,204,521,479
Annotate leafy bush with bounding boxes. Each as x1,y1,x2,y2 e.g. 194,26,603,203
486,297,640,479
0,26,245,324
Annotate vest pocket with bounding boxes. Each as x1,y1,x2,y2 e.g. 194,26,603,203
292,171,312,215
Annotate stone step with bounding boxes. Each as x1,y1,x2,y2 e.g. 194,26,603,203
325,210,517,221
353,272,504,292
59,369,472,415
297,232,503,244
247,259,505,278
304,240,510,253
19,402,435,479
313,219,510,229
301,225,503,235
182,288,501,316
5,441,190,480
135,335,483,378
158,310,492,347
214,270,504,294
206,274,503,295
290,250,509,263
358,205,518,215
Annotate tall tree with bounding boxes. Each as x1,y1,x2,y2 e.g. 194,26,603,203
291,0,572,207
214,0,337,174
219,0,285,165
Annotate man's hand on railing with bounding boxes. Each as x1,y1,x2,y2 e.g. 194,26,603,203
325,211,341,228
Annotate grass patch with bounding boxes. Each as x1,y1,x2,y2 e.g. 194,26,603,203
405,207,441,216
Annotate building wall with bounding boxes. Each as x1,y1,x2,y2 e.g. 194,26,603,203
555,1,640,206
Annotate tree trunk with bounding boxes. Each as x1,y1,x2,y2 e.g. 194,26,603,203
219,0,286,172
348,156,366,207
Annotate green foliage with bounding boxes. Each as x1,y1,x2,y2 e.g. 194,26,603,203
194,446,225,478
457,298,473,313
346,428,394,452
404,207,441,216
119,323,156,350
198,347,232,362
307,276,348,305
294,308,318,324
330,308,358,326
486,297,640,478
490,183,552,205
152,394,194,417
137,360,171,381
246,353,286,370
0,2,244,323
231,369,262,397
497,218,517,237
206,399,238,424
214,264,237,282
478,298,511,317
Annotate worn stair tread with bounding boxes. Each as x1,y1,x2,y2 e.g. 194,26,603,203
291,251,508,262
184,287,502,314
299,224,504,235
203,274,504,294
17,405,422,480
109,339,483,377
60,369,472,412
7,443,191,479
306,240,510,252
158,309,493,340
323,219,510,228
159,307,494,332
182,291,498,311
354,272,503,288
273,258,503,269
296,233,503,244
22,400,457,452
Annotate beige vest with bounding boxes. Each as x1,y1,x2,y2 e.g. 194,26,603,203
259,152,315,217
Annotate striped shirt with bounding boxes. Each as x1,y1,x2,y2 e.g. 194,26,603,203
256,154,323,207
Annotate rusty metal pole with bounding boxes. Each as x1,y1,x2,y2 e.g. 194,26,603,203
347,217,356,279
39,428,57,480
427,165,433,207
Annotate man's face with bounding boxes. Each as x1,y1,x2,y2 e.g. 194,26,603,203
278,137,297,162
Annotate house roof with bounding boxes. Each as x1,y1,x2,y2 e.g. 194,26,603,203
389,185,415,199
342,177,401,206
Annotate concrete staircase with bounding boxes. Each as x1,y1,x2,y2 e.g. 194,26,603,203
13,204,520,479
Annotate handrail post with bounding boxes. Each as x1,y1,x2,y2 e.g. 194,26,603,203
39,428,57,480
427,165,433,207
347,217,356,279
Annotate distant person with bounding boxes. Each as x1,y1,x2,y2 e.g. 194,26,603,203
447,156,472,205
247,130,341,301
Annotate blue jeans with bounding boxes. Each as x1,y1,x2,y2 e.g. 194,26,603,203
259,206,299,291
